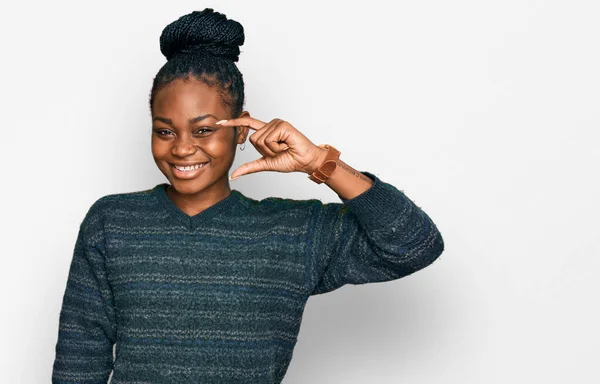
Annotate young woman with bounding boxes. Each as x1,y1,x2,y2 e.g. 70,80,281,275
51,8,445,384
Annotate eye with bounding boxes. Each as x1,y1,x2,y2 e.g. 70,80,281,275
195,128,214,135
153,129,172,136
152,128,213,137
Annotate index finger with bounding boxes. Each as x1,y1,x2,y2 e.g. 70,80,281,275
215,117,266,130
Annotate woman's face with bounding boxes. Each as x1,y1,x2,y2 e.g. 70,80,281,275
151,77,248,196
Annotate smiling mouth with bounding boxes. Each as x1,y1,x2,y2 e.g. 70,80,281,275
170,163,208,172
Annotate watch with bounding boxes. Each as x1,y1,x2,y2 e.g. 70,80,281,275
308,144,341,184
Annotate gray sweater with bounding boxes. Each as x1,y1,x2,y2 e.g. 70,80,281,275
51,171,445,383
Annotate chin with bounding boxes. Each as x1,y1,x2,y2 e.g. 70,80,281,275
168,178,208,193
167,174,226,196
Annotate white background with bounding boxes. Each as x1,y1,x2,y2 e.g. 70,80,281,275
1,0,599,382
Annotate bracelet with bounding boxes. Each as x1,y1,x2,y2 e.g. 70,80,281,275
308,144,341,184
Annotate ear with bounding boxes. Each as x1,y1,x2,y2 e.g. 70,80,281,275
234,110,251,144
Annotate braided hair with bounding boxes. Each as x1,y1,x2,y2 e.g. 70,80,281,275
149,8,246,123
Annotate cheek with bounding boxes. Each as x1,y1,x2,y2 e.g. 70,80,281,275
199,138,234,158
151,138,170,157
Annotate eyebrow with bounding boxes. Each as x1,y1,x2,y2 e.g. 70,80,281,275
153,114,218,125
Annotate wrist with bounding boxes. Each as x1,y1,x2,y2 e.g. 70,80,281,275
305,146,330,175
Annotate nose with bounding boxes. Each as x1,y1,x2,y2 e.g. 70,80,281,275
171,134,199,157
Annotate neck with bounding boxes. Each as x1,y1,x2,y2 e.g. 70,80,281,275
166,181,232,217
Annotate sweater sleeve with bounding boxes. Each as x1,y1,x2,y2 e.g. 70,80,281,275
307,171,445,295
51,199,117,384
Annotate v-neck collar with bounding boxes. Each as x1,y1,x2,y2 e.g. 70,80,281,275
151,183,246,230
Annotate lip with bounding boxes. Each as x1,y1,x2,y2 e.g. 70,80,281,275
170,162,209,179
171,161,209,166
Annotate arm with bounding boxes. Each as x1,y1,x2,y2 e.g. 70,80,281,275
52,199,117,383
308,147,376,200
306,170,445,295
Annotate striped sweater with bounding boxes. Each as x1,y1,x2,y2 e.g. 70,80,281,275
51,171,445,383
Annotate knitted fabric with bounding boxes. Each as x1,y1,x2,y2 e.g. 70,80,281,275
51,171,445,383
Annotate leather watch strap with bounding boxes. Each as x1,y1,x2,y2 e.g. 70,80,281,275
308,144,341,184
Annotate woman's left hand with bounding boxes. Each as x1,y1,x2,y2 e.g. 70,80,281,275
216,117,326,180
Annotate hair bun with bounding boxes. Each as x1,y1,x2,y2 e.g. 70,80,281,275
159,8,245,62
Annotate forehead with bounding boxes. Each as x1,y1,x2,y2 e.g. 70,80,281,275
152,77,228,118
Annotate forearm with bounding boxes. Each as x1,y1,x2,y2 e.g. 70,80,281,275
307,146,374,200
307,168,445,295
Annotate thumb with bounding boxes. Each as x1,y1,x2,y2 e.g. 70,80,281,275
230,157,269,180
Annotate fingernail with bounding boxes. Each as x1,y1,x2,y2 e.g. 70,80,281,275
216,120,228,125
229,175,239,180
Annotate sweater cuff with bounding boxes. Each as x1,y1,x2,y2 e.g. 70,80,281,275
337,171,411,230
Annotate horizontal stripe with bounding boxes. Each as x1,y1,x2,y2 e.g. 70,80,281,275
114,281,307,301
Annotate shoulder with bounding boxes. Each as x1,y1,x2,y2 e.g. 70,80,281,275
82,186,157,224
240,193,347,226
77,187,158,246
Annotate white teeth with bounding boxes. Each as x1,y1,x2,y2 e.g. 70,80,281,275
173,163,206,172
